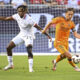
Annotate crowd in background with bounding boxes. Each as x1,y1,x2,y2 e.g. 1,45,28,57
0,0,80,9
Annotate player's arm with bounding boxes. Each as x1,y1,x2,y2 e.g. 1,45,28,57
34,24,52,40
73,30,80,39
42,17,60,33
72,22,80,39
42,21,54,33
0,16,14,21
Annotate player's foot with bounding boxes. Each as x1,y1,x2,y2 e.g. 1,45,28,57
75,68,80,72
4,65,14,71
29,69,34,72
52,60,57,71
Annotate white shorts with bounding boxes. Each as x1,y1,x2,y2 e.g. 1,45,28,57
12,34,33,47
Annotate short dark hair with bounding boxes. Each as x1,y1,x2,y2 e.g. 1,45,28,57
65,8,75,13
17,5,28,12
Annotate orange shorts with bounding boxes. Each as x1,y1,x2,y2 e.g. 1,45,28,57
54,41,69,54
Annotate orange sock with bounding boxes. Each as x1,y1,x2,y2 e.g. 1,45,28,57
56,55,65,63
68,61,76,67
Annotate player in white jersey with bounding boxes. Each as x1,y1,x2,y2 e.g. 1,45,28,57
0,5,51,72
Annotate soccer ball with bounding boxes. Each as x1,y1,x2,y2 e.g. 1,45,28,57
72,55,80,64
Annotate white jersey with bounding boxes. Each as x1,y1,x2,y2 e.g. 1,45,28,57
12,13,36,39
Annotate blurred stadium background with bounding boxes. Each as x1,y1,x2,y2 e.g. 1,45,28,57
0,2,80,80
0,3,80,55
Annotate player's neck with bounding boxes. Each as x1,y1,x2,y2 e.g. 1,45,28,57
65,17,71,21
66,19,70,21
64,16,71,21
20,14,26,19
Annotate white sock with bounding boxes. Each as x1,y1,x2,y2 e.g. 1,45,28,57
7,56,13,66
54,60,56,63
28,58,33,71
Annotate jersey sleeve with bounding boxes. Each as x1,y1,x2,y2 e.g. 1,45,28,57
12,14,18,20
52,17,61,24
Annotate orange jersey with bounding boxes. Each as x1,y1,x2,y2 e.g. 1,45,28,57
52,17,75,45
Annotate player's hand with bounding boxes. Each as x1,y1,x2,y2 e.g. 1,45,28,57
48,36,52,42
41,30,52,41
41,30,45,34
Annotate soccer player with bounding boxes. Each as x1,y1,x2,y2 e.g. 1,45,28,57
0,5,51,72
42,8,80,72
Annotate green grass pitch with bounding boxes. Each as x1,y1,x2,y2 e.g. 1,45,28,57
0,56,80,80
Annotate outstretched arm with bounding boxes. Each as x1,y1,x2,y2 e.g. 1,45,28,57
73,31,80,39
42,21,53,33
42,17,61,33
0,16,14,21
34,24,52,40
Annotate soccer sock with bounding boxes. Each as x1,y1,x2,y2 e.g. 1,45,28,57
68,61,76,67
7,56,13,66
28,58,33,71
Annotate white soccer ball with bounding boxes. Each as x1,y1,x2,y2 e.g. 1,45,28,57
72,55,80,64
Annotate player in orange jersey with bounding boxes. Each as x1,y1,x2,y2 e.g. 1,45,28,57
42,8,80,72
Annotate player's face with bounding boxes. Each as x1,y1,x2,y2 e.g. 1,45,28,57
17,8,26,18
65,11,74,21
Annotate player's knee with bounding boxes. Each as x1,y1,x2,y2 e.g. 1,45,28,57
67,55,72,59
27,45,33,58
28,53,33,58
27,45,32,52
6,42,15,51
6,45,12,51
60,54,65,58
60,54,66,60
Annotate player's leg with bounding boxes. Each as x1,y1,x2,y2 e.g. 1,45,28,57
53,54,66,63
64,51,80,71
52,54,66,70
52,45,80,71
4,35,24,70
52,45,66,71
4,41,15,70
26,44,33,72
24,36,34,72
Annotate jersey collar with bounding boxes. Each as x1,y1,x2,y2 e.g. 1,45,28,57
23,14,26,19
